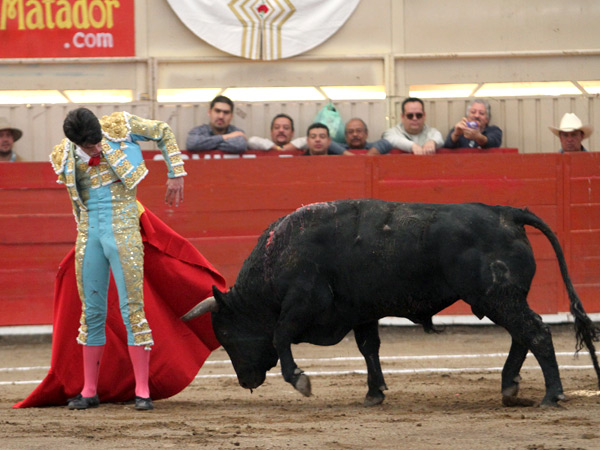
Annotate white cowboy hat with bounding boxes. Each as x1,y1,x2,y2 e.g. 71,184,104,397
0,117,23,142
549,113,593,139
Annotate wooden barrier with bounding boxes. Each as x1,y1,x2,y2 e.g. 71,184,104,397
143,147,519,160
1,151,599,327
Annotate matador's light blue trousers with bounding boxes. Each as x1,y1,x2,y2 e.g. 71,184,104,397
74,183,153,347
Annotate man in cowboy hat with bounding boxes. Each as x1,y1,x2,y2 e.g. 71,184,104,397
0,118,23,162
549,113,594,153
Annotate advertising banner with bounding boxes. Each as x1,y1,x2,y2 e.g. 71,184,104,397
0,0,135,59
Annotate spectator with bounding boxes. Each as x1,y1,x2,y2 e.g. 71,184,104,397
444,99,502,149
549,113,593,153
0,118,23,162
305,122,347,156
186,95,247,153
343,118,391,155
378,98,443,155
248,113,304,151
248,113,348,154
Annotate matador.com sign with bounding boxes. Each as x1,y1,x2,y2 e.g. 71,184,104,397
0,0,134,58
167,0,360,60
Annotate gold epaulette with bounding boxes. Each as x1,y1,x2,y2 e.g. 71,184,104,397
100,111,131,142
49,138,70,181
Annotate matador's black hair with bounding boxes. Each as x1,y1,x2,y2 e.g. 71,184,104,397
63,107,102,147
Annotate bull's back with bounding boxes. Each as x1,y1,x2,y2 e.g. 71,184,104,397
239,200,535,317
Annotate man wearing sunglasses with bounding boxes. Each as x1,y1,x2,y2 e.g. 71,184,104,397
444,99,502,149
374,98,443,155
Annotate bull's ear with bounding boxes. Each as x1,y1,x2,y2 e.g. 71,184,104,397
212,285,228,309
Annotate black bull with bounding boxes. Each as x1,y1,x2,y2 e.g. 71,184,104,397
183,199,600,407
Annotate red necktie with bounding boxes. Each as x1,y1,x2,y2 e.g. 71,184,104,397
88,156,101,166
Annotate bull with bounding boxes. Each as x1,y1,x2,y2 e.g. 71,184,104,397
183,199,600,407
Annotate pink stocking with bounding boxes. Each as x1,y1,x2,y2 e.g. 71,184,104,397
81,345,104,397
128,345,151,398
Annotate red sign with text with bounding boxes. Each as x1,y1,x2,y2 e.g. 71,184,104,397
0,0,134,58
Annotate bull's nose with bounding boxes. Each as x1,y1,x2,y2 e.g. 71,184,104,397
239,372,265,390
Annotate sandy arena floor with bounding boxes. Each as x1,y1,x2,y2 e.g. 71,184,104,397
2,325,600,449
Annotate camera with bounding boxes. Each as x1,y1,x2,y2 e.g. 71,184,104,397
466,121,478,129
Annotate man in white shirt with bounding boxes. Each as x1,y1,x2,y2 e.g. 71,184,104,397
248,114,348,154
248,114,306,151
371,98,443,155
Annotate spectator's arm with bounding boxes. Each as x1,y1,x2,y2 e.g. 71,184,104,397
327,141,347,155
443,128,459,148
368,139,394,155
186,125,224,150
382,128,414,152
483,126,503,148
429,128,445,149
284,137,307,151
248,136,275,150
216,128,247,153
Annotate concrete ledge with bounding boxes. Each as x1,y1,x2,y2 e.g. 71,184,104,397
0,325,53,337
378,313,600,326
3,313,600,339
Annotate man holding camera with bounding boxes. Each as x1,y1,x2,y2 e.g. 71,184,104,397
444,99,503,149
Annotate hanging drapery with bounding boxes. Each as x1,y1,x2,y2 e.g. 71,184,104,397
167,0,360,60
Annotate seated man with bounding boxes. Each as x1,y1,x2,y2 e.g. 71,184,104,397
444,99,502,149
549,113,593,152
343,118,391,154
376,98,443,155
248,113,348,154
0,118,23,162
248,113,305,151
304,122,348,156
186,95,247,153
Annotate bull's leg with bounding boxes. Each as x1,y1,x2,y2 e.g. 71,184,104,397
500,341,535,407
273,336,311,397
486,305,564,407
273,320,312,397
353,321,388,406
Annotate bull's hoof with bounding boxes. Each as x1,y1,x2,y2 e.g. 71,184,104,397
502,394,536,407
501,377,534,407
294,372,312,397
539,393,566,408
364,391,385,407
501,382,520,399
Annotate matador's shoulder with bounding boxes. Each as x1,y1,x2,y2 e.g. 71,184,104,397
50,138,71,176
100,111,132,142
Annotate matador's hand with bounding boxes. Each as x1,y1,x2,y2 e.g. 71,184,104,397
165,177,184,207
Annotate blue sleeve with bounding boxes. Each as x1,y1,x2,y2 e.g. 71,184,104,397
443,128,459,148
186,125,224,150
328,141,346,155
371,139,393,154
216,135,247,153
211,125,247,153
483,126,503,148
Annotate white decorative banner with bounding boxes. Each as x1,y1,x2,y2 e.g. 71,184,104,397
167,0,360,60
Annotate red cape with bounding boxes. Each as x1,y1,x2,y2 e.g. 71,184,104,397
14,207,226,408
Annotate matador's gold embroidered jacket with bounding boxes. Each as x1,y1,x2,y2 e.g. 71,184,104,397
49,112,187,222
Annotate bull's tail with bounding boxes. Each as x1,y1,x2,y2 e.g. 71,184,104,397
513,207,600,387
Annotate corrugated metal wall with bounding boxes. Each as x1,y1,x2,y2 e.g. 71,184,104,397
2,96,597,161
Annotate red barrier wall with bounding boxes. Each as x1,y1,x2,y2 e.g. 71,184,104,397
1,152,599,326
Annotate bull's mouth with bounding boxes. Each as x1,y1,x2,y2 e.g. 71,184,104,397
238,372,266,390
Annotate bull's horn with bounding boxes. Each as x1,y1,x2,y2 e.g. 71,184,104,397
181,296,218,321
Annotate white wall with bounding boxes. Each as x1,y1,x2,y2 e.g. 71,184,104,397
1,0,599,160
